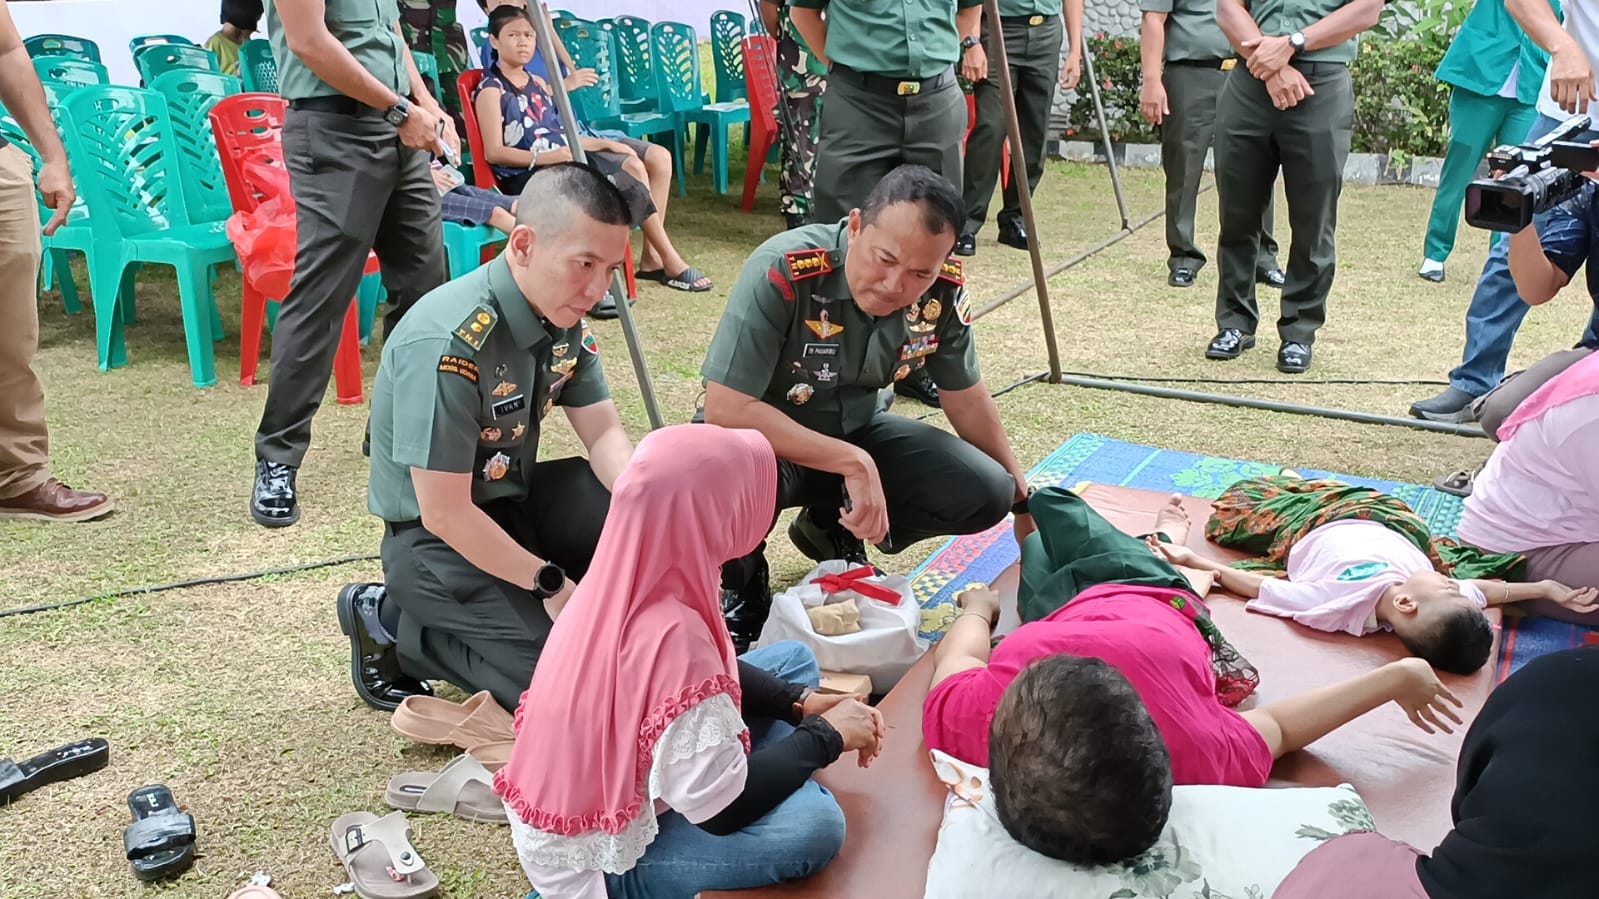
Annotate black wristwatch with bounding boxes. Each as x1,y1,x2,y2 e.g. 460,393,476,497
1288,31,1306,54
383,96,411,127
961,35,981,51
531,562,565,600
1012,486,1035,516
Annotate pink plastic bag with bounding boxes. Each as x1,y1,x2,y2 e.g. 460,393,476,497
224,155,297,298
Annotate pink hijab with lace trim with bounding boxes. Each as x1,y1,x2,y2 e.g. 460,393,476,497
493,425,777,838
1498,350,1599,441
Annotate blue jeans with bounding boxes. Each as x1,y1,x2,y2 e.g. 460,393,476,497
554,641,844,899
1450,114,1599,395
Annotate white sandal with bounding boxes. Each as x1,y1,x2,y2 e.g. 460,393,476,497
384,754,507,824
328,810,440,899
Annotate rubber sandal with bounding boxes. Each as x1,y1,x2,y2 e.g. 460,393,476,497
391,690,513,751
385,754,507,824
124,784,196,882
1433,468,1476,498
330,811,440,899
464,739,513,773
0,737,109,805
661,266,713,292
635,268,666,283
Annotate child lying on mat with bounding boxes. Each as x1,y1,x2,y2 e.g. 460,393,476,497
1156,473,1598,674
923,487,1464,867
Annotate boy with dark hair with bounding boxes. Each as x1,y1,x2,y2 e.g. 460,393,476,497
204,0,263,76
925,487,1465,865
1161,473,1596,674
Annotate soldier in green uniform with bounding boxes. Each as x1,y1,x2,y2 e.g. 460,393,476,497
760,0,829,230
1205,0,1382,373
399,0,471,134
956,0,1082,256
1138,0,1283,289
701,166,1035,648
337,165,637,711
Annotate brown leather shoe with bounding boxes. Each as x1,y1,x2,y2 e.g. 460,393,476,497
0,478,114,523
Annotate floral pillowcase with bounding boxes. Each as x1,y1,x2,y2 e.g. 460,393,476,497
925,751,1376,899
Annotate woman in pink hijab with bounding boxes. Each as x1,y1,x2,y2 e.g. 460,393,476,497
494,424,884,899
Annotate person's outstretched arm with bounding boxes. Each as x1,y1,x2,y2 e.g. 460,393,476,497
931,588,1001,688
1241,658,1463,758
1148,540,1269,597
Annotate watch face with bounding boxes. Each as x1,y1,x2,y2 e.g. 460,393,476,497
536,564,565,595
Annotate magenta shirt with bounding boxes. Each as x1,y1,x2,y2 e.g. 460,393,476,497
922,584,1272,785
1272,831,1429,898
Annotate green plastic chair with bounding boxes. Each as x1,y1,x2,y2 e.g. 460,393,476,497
128,34,197,54
413,52,445,105
150,69,241,224
239,39,278,93
33,55,109,92
653,23,749,194
25,34,101,63
134,44,218,84
0,106,90,314
470,26,489,59
57,86,236,388
709,11,748,104
611,15,657,111
566,26,682,182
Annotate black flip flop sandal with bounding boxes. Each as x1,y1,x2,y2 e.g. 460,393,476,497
124,784,197,882
1433,468,1478,498
635,268,666,283
662,266,713,292
0,737,110,806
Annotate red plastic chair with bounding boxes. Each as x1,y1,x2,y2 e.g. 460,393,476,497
209,93,369,404
963,92,1011,190
457,68,637,298
740,35,779,212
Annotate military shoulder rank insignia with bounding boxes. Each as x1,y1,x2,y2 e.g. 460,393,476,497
937,257,964,286
453,305,498,351
784,248,832,281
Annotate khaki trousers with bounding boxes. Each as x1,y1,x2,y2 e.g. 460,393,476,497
0,143,49,499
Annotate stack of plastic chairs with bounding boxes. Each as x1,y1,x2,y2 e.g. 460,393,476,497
564,25,680,183
150,70,242,226
32,55,109,90
739,34,781,212
652,22,749,195
709,11,749,105
239,39,279,93
24,34,101,63
134,43,219,85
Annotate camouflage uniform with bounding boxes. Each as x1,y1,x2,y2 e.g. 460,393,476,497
399,0,470,133
774,3,827,219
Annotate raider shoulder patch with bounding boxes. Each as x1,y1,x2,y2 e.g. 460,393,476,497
437,354,479,382
937,257,964,286
784,248,832,281
452,305,498,351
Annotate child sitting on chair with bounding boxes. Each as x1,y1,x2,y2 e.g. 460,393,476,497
430,158,518,236
923,487,1466,867
1157,472,1597,675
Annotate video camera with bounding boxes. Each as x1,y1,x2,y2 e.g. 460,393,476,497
1465,115,1596,233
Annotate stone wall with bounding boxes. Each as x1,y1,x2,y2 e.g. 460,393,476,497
1049,0,1142,132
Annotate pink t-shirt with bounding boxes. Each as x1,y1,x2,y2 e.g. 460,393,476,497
1248,520,1487,636
1459,393,1599,554
921,584,1272,786
1271,831,1428,899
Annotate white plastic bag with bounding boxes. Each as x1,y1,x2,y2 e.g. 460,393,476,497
754,561,929,691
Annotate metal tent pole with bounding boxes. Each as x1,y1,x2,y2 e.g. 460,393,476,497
979,0,1063,381
532,2,665,429
1076,43,1131,231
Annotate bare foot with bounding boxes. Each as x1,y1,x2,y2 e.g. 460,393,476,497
1153,493,1191,544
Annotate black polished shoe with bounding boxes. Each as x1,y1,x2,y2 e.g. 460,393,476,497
1408,386,1479,423
1277,341,1312,373
1169,267,1196,288
1257,269,1286,288
954,233,976,256
251,459,299,527
784,211,812,230
1205,328,1255,360
336,582,432,711
789,507,871,567
720,556,772,654
996,223,1028,250
893,368,940,407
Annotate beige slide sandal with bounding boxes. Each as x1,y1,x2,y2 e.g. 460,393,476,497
464,739,513,773
390,691,513,750
329,811,440,899
385,754,507,824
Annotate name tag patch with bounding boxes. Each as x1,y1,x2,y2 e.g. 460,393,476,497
802,343,840,361
492,394,527,418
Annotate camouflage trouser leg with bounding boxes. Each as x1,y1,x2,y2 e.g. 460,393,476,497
777,74,826,216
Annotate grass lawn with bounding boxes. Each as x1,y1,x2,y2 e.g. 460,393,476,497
1,156,1588,898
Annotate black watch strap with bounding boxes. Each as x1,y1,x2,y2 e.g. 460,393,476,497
1012,486,1035,516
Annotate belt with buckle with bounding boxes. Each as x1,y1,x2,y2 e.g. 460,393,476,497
288,95,387,118
1000,14,1052,25
1166,58,1238,71
829,63,955,97
384,519,423,536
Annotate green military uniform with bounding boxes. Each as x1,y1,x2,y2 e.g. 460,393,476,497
800,0,979,222
254,0,446,513
768,0,828,220
1212,0,1360,349
399,0,471,135
702,222,1014,592
368,257,614,710
1140,0,1279,281
960,0,1065,241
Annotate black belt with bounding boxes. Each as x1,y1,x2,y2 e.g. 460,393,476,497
384,519,423,536
999,14,1055,25
1166,58,1239,70
288,95,387,118
829,63,955,97
1289,59,1349,74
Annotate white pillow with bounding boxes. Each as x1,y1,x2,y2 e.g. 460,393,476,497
925,750,1376,899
